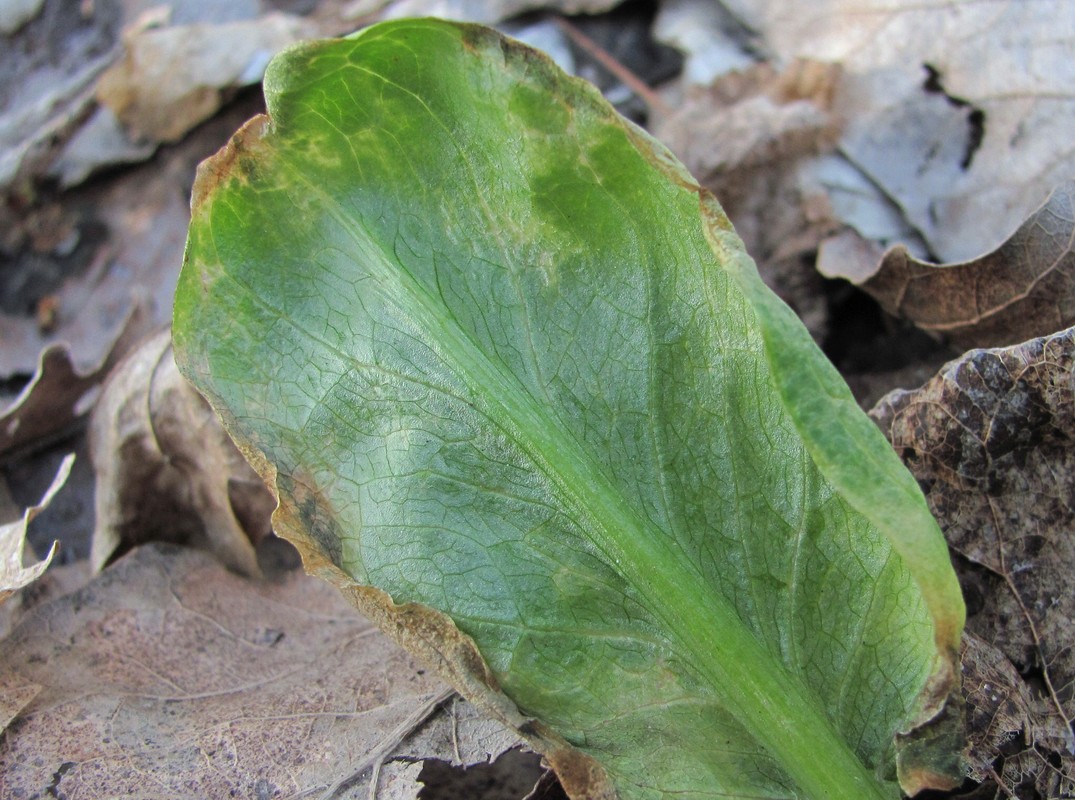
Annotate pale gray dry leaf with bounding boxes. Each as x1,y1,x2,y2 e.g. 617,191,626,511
872,327,1075,796
2,95,259,395
820,180,1075,351
96,12,316,144
0,0,43,35
0,0,119,191
48,105,157,189
0,308,146,460
0,454,70,604
720,0,1075,263
652,0,754,86
0,543,528,799
327,696,540,799
0,0,266,190
89,329,274,577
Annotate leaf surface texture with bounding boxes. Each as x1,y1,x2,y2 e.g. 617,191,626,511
174,19,964,799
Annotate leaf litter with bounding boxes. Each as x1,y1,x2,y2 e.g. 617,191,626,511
0,453,69,604
88,328,274,577
873,327,1075,796
821,180,1075,351
0,543,533,799
3,0,1075,797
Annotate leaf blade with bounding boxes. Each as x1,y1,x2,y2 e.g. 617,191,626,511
174,19,963,799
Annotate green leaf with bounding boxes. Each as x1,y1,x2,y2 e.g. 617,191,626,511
173,19,965,799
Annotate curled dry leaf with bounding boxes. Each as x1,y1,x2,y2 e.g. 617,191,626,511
822,180,1075,350
96,12,316,144
872,327,1075,795
0,454,71,604
0,543,529,798
89,328,274,577
0,309,145,460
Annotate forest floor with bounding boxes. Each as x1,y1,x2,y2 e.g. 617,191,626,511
2,1,1073,797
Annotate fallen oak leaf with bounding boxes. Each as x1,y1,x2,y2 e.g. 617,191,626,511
822,180,1075,350
0,454,70,604
727,1,1075,263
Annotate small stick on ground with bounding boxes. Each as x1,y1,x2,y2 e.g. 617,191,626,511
315,687,456,800
553,16,672,119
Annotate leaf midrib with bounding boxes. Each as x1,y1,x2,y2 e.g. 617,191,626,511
248,140,891,797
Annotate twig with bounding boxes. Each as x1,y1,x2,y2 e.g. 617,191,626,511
317,687,456,800
552,16,671,118
449,695,462,765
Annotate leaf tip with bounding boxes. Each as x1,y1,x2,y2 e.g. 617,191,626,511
896,651,968,794
542,741,618,800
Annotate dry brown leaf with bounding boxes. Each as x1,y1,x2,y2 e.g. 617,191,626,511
723,0,1075,263
327,696,544,798
821,180,1075,350
655,59,840,188
0,309,146,460
89,329,274,577
96,12,315,143
959,631,1075,797
0,543,530,799
872,327,1075,796
0,454,70,604
0,670,39,735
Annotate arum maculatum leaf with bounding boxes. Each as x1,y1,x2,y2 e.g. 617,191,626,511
174,18,966,799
